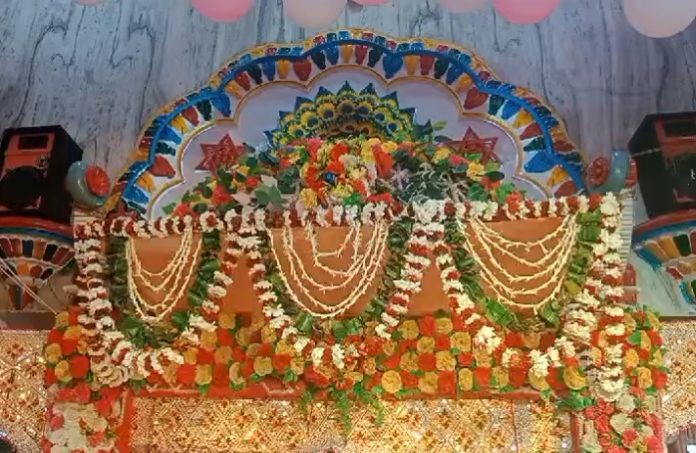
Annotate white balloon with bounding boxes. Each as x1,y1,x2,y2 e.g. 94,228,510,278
623,0,696,38
284,0,347,28
438,0,488,13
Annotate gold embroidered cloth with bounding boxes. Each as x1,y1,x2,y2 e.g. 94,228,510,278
0,330,47,453
130,397,571,453
662,320,696,437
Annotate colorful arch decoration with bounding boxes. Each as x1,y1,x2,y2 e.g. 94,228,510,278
107,29,587,217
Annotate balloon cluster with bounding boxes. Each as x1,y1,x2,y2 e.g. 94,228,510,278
71,0,696,37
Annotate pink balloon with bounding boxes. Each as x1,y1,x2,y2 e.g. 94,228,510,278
191,0,255,22
352,0,390,4
73,0,106,4
623,0,696,38
284,0,347,28
439,0,488,13
492,0,560,24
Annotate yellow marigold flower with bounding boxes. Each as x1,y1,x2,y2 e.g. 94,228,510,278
647,312,661,329
183,347,198,365
363,357,377,375
528,371,549,391
290,357,305,376
195,364,213,386
398,320,420,340
492,367,509,389
382,340,397,356
229,362,245,387
458,369,474,391
640,331,652,351
236,327,251,346
44,344,62,364
650,350,664,368
246,343,262,357
562,367,588,390
436,351,456,371
275,340,294,356
435,318,453,335
237,166,250,176
473,347,491,367
214,346,233,364
63,326,82,340
623,349,640,369
382,141,398,153
299,188,318,209
331,183,353,199
55,360,72,383
400,352,419,372
163,363,178,385
590,347,603,367
381,370,403,394
623,314,637,334
523,333,541,349
346,371,364,383
218,312,236,330
451,332,471,352
466,162,486,181
254,357,273,376
433,147,451,163
54,312,70,329
636,367,653,389
417,336,435,354
261,325,277,344
418,372,438,395
200,331,218,350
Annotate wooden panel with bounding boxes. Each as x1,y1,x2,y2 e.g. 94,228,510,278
0,0,694,180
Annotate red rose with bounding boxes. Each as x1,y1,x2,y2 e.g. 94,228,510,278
418,316,436,336
589,193,603,210
94,397,113,417
73,382,91,404
435,335,451,351
647,330,662,346
473,367,491,388
258,343,274,357
60,338,78,356
47,329,63,344
307,138,323,160
69,355,90,379
418,353,437,371
595,414,611,435
212,185,232,205
452,315,466,332
85,165,110,197
508,368,527,388
646,435,664,453
174,203,193,218
326,160,345,175
449,154,466,167
246,176,260,189
585,405,602,421
272,354,292,373
504,332,524,348
374,150,393,177
88,431,106,448
401,371,419,389
622,428,639,447
383,354,401,370
638,348,650,361
438,371,457,396
306,366,330,388
197,349,215,365
546,368,566,392
213,364,229,386
351,179,367,196
652,369,668,389
232,347,246,362
366,193,394,205
49,414,64,430
177,364,196,386
457,353,474,367
241,359,255,378
539,332,556,350
217,328,234,347
364,337,383,355
330,142,350,161
45,368,57,386
399,339,416,354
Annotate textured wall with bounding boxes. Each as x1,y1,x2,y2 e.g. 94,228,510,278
0,0,695,178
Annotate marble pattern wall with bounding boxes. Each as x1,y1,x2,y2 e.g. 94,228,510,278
0,0,695,178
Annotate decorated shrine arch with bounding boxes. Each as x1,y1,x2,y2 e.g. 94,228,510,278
41,30,666,453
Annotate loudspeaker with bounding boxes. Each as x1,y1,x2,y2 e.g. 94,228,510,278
629,112,696,219
0,126,83,224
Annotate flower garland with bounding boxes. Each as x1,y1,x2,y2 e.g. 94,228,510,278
43,193,668,452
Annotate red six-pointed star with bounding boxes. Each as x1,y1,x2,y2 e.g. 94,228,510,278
196,134,244,173
444,127,500,164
